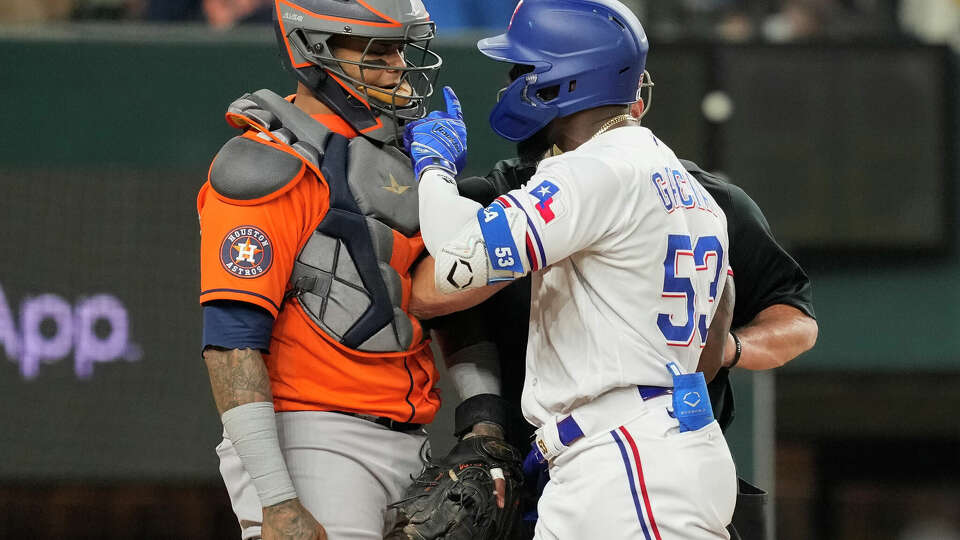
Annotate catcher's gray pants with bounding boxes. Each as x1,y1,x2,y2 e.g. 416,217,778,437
216,410,428,540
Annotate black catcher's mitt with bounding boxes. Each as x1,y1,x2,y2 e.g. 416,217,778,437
389,435,524,540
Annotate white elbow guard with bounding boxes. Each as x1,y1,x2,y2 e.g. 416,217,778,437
434,209,528,293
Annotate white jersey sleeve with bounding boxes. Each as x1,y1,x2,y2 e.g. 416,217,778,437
482,154,629,273
419,153,630,292
418,169,527,292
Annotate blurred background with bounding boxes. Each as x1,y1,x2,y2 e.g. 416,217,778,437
0,0,958,539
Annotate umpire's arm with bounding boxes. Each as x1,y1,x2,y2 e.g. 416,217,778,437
723,304,817,370
715,178,818,370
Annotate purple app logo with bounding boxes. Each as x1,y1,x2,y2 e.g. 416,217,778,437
0,282,141,380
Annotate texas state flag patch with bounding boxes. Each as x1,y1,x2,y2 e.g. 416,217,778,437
530,180,563,224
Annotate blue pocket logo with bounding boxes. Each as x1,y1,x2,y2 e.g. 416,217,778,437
667,363,715,433
682,391,702,408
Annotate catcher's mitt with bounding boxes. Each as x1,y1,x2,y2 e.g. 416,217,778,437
389,435,524,540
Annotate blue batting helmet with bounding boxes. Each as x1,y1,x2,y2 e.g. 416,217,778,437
477,0,649,142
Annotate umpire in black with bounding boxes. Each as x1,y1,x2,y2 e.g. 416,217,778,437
429,117,818,540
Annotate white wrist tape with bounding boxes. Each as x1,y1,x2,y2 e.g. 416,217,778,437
221,401,297,507
446,341,501,400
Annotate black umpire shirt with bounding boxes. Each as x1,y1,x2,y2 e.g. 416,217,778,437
438,157,816,447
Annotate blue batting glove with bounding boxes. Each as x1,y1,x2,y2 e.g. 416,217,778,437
404,86,467,179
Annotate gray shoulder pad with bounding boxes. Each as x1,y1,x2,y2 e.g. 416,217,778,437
248,90,331,151
226,90,331,169
210,136,305,202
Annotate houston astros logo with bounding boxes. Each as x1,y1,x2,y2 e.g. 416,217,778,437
220,226,274,279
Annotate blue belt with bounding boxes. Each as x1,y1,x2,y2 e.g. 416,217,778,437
638,385,673,401
534,385,671,462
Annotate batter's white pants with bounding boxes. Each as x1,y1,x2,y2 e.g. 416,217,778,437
216,411,428,540
534,391,737,540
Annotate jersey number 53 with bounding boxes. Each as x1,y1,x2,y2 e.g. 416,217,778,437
658,234,724,348
494,247,515,269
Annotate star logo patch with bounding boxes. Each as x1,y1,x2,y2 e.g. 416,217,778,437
530,179,562,224
382,173,411,195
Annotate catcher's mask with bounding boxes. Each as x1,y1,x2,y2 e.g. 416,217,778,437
274,0,442,144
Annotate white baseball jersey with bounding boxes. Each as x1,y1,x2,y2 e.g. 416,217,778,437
485,127,730,427
418,125,736,540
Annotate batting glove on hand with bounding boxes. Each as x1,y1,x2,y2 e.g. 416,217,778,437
404,86,467,180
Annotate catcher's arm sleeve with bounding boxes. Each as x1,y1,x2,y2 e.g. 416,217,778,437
432,309,501,400
203,347,297,507
430,307,507,437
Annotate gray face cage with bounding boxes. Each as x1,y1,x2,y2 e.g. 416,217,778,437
290,21,442,123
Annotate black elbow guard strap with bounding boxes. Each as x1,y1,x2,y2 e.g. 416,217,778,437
454,394,511,438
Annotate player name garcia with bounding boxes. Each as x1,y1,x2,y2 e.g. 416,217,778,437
651,168,719,216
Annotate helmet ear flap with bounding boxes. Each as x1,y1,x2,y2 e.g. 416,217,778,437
287,27,335,74
489,75,559,142
293,28,324,56
275,18,318,74
276,26,330,95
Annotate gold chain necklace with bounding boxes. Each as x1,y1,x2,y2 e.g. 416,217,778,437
548,114,636,158
590,114,634,141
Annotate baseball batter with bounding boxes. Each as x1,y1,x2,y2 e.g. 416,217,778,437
441,150,818,540
404,1,738,538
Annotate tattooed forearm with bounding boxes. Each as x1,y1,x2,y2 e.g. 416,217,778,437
262,499,317,538
203,347,273,415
